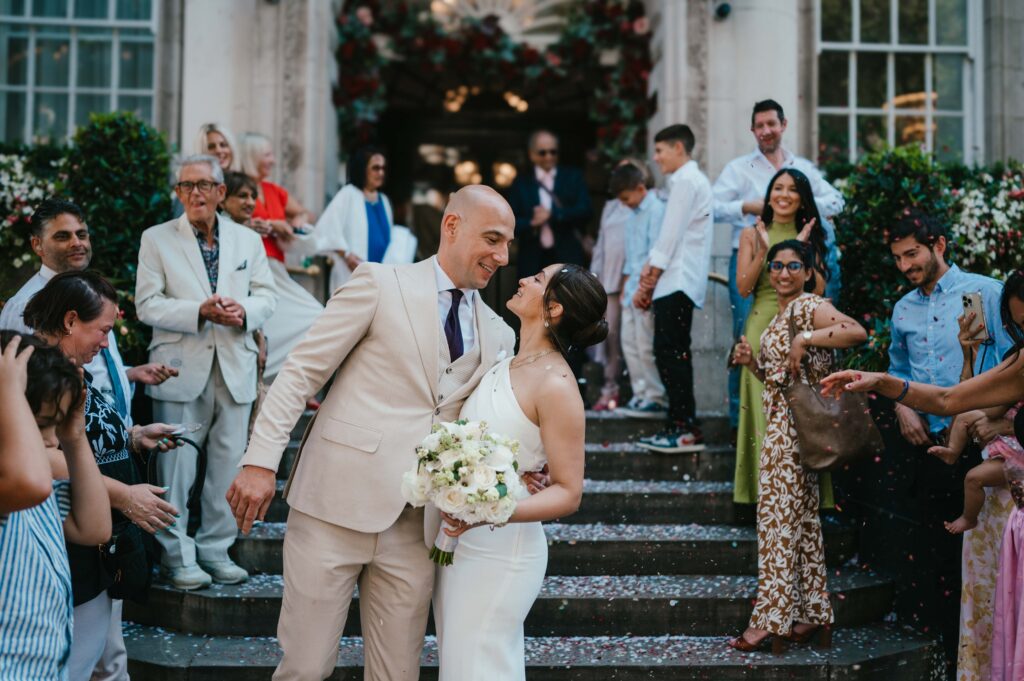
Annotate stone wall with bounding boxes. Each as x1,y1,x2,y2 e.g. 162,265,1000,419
985,0,1024,163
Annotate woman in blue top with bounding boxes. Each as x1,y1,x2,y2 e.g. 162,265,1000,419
0,333,110,680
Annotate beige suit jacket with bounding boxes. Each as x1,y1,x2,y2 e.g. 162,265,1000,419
241,257,516,539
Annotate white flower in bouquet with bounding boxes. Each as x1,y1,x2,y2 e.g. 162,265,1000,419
401,419,523,565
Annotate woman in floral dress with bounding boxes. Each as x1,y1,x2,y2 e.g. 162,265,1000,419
729,239,866,652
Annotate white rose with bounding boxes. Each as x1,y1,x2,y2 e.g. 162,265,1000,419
469,465,498,491
420,431,443,452
438,448,462,471
485,444,515,468
400,470,432,506
436,486,469,517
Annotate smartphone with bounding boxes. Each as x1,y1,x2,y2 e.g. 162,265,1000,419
961,292,990,342
169,422,203,437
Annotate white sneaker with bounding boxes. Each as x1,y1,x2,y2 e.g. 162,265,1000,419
161,564,213,590
198,559,249,585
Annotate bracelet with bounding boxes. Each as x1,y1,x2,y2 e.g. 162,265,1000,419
894,379,910,403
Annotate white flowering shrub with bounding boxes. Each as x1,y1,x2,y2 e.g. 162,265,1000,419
949,166,1024,280
0,153,57,273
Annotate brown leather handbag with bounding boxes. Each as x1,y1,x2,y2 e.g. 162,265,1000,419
784,310,884,471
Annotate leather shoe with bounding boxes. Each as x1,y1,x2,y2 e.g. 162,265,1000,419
161,564,212,590
198,559,249,585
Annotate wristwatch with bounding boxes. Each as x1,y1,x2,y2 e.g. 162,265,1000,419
801,330,813,344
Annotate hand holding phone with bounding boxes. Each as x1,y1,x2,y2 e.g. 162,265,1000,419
169,422,203,437
961,292,990,342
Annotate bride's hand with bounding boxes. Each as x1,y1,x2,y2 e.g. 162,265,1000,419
440,511,485,537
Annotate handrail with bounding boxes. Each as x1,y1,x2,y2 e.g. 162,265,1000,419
287,264,321,277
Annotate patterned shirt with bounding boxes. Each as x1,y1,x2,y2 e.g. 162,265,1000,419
192,222,220,291
0,480,73,680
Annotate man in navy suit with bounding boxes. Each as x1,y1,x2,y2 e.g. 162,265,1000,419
507,130,592,277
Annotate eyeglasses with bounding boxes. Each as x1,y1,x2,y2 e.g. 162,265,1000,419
176,180,219,194
768,261,805,273
535,149,558,157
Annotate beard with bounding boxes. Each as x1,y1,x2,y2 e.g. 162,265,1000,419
908,250,941,287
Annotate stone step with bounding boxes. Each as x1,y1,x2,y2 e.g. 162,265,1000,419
230,519,856,577
123,623,940,680
276,441,737,483
125,570,892,638
264,478,738,525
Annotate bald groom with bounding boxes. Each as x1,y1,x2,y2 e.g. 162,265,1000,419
228,185,518,680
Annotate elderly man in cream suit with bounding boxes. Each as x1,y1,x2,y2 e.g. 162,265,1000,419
228,185,517,681
136,154,276,590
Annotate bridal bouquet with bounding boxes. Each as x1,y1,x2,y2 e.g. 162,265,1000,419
401,420,523,565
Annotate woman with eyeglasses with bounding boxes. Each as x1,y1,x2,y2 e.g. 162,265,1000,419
727,240,865,652
733,168,834,511
315,146,408,294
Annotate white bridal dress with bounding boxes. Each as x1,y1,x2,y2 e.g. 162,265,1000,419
434,357,548,681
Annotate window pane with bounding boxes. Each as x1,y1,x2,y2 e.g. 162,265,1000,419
0,0,27,16
116,93,150,122
1,30,29,85
33,90,68,143
818,114,849,164
73,0,106,18
936,0,967,45
116,0,150,20
32,0,67,17
860,0,890,43
819,51,848,107
1,91,27,142
118,40,152,88
894,53,925,107
899,0,928,45
857,115,887,156
857,52,887,109
35,36,70,86
934,116,963,162
895,114,926,146
74,92,107,128
934,55,963,110
77,39,111,87
821,0,851,42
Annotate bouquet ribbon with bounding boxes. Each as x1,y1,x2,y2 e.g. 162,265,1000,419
430,521,459,566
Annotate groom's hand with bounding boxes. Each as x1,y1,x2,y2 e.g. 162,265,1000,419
522,464,551,495
227,465,277,534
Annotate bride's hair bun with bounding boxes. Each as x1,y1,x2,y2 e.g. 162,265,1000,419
543,264,609,352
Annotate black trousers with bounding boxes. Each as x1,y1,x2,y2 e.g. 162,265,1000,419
653,291,696,427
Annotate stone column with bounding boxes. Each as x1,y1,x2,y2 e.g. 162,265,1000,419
984,0,1024,163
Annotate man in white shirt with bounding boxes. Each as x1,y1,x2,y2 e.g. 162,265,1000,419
712,99,845,432
634,124,714,453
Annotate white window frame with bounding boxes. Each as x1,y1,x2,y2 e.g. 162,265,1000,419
0,0,159,144
815,0,984,164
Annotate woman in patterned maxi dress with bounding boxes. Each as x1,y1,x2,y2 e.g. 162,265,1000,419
728,240,867,652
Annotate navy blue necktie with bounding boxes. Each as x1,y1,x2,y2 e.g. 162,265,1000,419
444,289,464,362
101,347,129,420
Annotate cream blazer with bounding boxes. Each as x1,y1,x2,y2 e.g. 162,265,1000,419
135,214,277,404
241,257,516,539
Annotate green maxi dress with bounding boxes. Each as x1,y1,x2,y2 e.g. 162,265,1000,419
732,222,833,507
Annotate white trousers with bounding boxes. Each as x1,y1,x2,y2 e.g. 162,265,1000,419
68,593,127,681
154,359,252,567
620,304,666,405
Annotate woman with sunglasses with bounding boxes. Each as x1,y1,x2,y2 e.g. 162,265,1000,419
729,239,865,652
733,168,832,510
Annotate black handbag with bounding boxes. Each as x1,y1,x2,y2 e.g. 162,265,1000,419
100,521,154,602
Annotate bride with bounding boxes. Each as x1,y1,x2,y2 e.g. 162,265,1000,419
433,262,608,680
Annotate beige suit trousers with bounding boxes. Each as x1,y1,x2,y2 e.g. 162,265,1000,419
274,505,434,681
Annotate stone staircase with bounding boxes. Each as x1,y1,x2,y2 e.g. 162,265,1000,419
123,411,942,679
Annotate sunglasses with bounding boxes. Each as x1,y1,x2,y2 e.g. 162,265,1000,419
768,261,805,273
535,149,558,157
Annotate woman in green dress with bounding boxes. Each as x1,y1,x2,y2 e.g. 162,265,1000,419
733,168,833,506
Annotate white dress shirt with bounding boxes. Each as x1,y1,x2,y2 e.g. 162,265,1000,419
535,166,557,211
433,256,476,353
712,146,845,249
647,160,715,308
0,264,133,424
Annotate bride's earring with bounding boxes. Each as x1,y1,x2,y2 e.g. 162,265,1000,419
543,321,549,328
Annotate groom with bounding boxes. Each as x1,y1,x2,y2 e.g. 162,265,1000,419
227,184,517,680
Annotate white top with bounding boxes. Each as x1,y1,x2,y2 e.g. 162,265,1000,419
460,357,546,479
432,256,476,353
647,160,715,308
712,146,845,249
535,166,557,211
0,264,132,424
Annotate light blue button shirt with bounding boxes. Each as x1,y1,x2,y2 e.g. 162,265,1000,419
622,192,666,307
888,264,1012,433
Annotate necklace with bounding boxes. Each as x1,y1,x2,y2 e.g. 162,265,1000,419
510,348,558,369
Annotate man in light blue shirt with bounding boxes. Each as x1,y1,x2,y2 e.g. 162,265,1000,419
887,209,1012,441
608,162,667,417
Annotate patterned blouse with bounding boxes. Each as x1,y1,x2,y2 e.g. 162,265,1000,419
0,481,73,680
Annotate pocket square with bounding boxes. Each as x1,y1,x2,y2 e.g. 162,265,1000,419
235,260,248,271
